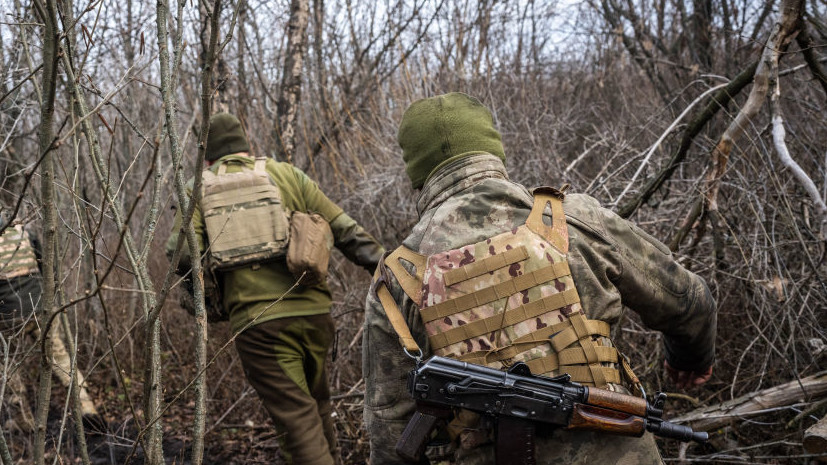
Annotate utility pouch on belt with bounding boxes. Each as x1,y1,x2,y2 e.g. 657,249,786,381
201,157,290,271
287,211,334,286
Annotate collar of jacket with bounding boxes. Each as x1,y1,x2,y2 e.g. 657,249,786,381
416,152,509,216
214,153,256,168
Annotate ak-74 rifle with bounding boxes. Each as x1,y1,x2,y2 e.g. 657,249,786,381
396,355,707,464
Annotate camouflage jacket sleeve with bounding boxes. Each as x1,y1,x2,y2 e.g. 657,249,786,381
24,225,43,271
577,197,717,372
363,267,430,465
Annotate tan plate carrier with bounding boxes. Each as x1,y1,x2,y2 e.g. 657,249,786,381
373,186,640,391
201,157,290,271
0,224,39,280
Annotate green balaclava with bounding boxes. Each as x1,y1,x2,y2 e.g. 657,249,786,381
397,92,506,189
205,113,250,161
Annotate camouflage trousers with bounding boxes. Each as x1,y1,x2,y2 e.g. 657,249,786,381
235,314,338,465
3,321,99,433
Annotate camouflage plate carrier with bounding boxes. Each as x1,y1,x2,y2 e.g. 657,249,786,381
373,187,641,392
201,157,290,271
0,224,39,280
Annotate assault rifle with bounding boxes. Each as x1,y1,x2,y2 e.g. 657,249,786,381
397,356,707,464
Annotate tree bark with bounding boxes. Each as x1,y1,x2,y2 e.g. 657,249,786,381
188,1,226,462
275,0,310,163
674,371,827,432
31,1,59,462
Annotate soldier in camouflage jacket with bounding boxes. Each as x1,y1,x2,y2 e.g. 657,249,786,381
0,215,101,433
362,93,716,465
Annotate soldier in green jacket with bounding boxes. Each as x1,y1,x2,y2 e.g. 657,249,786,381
362,93,716,464
167,113,384,465
0,214,101,433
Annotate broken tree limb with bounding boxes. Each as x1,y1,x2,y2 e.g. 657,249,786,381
669,0,805,255
616,60,758,219
612,82,728,210
673,371,827,432
769,52,827,239
804,414,827,455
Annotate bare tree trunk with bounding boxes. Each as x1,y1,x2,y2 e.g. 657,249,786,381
189,1,227,462
276,0,310,163
59,313,91,465
55,2,166,462
31,1,59,463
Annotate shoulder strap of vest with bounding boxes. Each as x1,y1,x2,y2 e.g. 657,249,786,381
384,245,426,303
525,185,569,254
370,245,427,355
254,156,267,172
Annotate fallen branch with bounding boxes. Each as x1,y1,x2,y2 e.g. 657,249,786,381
673,371,827,432
804,414,827,455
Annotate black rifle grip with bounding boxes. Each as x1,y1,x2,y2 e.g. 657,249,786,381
396,411,440,462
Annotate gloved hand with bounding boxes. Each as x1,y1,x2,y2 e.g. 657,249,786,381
664,360,712,389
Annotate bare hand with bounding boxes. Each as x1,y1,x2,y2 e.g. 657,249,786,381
664,360,712,389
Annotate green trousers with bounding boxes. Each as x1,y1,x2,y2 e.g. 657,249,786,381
235,313,338,465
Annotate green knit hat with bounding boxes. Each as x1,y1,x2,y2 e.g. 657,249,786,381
397,92,505,189
206,113,250,161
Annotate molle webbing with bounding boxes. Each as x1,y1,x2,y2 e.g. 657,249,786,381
457,312,619,386
374,186,639,391
201,157,290,271
443,246,529,287
0,226,39,279
428,288,580,351
456,316,609,364
419,261,573,323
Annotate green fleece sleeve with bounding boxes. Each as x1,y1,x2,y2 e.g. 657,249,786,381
291,167,344,221
598,206,717,372
329,213,385,273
